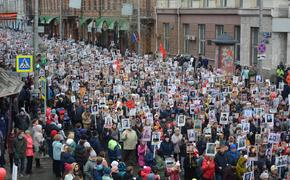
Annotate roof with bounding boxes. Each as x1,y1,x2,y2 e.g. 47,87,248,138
213,33,237,45
0,68,24,98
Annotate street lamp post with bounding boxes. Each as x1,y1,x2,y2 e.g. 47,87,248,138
137,0,141,55
33,0,39,95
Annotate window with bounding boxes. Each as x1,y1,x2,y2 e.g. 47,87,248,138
221,0,227,7
240,0,243,8
234,26,241,62
198,24,205,55
203,0,209,7
215,25,224,38
93,0,97,10
251,27,259,65
256,0,261,7
183,24,190,54
163,23,170,51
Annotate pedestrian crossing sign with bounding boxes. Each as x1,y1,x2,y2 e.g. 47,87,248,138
16,55,33,72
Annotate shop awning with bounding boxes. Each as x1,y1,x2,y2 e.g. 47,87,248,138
95,17,106,30
39,16,58,25
107,18,117,30
0,69,24,98
0,13,17,20
80,17,93,27
119,19,129,31
95,17,129,31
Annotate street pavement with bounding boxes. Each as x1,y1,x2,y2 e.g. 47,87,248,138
5,157,56,180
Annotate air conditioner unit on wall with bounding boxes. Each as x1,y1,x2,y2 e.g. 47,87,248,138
186,35,196,41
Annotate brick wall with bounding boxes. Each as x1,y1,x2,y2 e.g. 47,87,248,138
157,13,240,60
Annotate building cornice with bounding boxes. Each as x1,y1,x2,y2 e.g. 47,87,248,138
157,8,272,17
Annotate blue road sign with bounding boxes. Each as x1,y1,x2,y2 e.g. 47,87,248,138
16,55,33,72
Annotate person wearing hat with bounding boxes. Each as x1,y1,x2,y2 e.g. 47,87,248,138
15,108,30,131
269,165,279,180
214,144,229,180
13,131,27,177
236,156,247,180
33,124,44,168
64,163,74,180
83,150,97,180
225,143,240,166
260,170,270,180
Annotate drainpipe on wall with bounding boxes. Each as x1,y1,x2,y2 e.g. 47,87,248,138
177,0,181,55
155,6,158,53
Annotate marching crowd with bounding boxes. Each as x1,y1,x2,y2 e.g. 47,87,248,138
0,29,289,180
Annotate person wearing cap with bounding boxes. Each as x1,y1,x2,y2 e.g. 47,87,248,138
269,165,279,180
83,150,97,180
64,163,74,180
225,143,240,166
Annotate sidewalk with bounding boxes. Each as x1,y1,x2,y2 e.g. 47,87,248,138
5,157,56,180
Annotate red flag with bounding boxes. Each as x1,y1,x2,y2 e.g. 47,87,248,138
126,100,135,109
159,43,167,59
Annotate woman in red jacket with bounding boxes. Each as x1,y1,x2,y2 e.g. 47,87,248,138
24,130,34,175
202,155,215,180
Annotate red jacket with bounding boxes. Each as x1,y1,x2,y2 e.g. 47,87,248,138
24,134,34,157
202,157,215,180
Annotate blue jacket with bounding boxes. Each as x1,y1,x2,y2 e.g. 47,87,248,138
52,141,62,160
93,164,104,180
226,150,240,166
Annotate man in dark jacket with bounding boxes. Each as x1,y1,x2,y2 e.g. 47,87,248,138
159,134,174,157
214,145,229,180
15,108,30,131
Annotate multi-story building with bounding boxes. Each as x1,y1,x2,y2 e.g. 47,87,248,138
157,0,290,76
37,0,156,54
0,0,26,30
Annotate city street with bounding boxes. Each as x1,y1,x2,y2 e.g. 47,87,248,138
0,0,289,180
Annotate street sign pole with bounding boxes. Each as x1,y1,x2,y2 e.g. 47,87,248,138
257,0,263,75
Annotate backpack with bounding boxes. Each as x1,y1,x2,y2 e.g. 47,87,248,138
93,164,104,180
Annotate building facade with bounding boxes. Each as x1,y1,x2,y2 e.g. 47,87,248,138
0,0,26,30
157,0,290,75
37,0,156,54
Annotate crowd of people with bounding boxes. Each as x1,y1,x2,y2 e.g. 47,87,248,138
0,28,289,180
